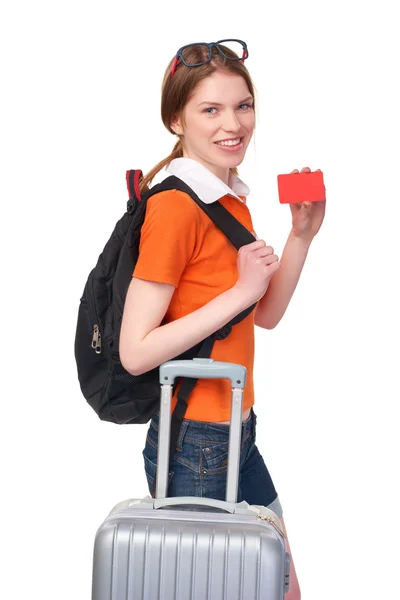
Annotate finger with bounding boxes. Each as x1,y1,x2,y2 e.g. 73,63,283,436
290,169,299,174
240,239,266,252
256,254,279,266
300,167,311,173
255,246,275,257
263,254,279,265
264,260,281,274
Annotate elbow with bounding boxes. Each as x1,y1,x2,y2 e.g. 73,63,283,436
121,357,145,377
255,317,279,330
124,362,145,377
255,307,282,330
255,314,277,330
119,345,145,377
264,318,281,329
263,322,278,330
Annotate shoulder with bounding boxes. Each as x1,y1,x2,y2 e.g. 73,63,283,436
143,188,204,232
146,188,198,214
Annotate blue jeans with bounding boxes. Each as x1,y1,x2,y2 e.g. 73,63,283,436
142,407,283,518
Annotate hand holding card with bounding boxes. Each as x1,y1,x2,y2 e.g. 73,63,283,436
279,167,327,241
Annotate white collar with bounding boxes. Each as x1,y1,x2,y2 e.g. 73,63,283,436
163,157,250,204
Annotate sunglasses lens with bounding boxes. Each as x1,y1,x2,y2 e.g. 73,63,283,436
218,40,247,60
181,43,211,66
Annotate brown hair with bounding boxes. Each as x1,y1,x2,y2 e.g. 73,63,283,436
139,44,256,195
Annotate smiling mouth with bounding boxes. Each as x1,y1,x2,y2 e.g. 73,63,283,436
215,137,243,147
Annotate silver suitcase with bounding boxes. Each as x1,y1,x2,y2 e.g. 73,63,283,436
92,358,290,599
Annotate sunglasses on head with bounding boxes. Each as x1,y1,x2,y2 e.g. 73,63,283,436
170,39,249,78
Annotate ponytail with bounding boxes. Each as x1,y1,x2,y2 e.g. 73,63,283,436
139,138,183,195
139,138,239,196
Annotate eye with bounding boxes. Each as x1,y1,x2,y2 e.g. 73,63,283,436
203,107,218,115
238,103,253,110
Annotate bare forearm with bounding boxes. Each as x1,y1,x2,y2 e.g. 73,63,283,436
255,230,312,329
127,286,250,376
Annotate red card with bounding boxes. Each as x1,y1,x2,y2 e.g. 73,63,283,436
277,171,325,204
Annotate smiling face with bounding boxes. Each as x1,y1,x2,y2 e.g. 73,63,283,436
171,71,255,183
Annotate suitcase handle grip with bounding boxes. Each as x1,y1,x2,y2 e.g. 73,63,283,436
159,358,246,388
153,496,236,513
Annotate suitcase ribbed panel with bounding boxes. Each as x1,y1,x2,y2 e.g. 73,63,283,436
93,516,285,600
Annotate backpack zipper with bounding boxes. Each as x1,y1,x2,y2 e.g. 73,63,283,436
87,276,102,354
92,324,102,354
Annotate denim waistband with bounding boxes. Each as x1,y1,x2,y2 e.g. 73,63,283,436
150,407,256,449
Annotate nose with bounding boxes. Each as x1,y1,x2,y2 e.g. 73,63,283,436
222,109,241,133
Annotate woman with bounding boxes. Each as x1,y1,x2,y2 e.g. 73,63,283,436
120,39,326,599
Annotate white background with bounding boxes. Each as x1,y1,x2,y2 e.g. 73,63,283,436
1,1,399,598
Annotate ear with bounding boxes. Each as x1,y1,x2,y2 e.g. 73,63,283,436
170,114,184,136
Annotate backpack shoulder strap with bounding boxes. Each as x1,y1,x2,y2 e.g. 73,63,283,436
153,175,257,248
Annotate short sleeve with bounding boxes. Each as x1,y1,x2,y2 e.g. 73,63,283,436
133,189,200,287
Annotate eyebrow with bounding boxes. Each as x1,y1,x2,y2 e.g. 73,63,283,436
197,96,254,107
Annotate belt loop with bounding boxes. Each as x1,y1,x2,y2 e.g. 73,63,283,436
251,408,256,440
176,419,189,451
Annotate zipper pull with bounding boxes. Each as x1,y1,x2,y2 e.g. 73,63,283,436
92,324,102,354
92,324,98,349
257,514,286,538
96,330,102,354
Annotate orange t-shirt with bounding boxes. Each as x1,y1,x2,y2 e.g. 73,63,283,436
132,188,256,422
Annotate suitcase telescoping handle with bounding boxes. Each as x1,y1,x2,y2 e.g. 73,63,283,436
156,358,247,504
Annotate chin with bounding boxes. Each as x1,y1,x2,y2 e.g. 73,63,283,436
223,154,246,170
231,155,245,167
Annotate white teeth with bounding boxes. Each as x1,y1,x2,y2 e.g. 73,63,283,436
217,138,241,146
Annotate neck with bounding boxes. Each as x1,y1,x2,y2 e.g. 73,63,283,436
213,166,231,187
182,151,231,186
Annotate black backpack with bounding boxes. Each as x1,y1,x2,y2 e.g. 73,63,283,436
74,169,256,474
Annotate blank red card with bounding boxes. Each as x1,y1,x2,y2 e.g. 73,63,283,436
277,171,325,204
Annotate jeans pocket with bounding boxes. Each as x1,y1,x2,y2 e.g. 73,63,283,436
201,440,230,472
